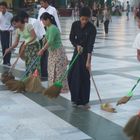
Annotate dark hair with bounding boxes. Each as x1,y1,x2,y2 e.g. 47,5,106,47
17,10,29,19
39,0,49,3
40,12,57,26
11,15,25,24
124,114,140,140
136,11,140,19
0,1,7,8
79,7,91,17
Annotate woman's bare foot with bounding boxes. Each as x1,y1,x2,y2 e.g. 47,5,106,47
77,104,91,110
61,88,69,93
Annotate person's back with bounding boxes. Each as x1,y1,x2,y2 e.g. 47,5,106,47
46,24,62,51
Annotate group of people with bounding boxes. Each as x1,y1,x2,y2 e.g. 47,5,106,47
0,0,140,139
0,0,96,109
91,3,111,34
72,2,112,35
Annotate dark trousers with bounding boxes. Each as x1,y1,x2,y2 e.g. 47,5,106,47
68,50,90,105
0,31,11,64
39,39,48,80
104,20,109,34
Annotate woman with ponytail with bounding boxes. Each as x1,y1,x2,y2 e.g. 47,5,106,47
38,12,69,93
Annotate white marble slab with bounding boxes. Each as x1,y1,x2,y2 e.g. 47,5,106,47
61,74,140,102
90,99,140,127
0,91,91,140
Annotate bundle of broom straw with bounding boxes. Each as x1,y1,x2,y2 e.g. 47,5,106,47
116,78,140,106
25,69,45,93
1,71,15,84
43,53,79,98
5,56,41,93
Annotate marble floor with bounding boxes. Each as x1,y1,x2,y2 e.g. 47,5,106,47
0,13,139,140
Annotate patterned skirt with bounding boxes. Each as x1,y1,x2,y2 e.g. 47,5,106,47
25,41,40,74
48,46,69,91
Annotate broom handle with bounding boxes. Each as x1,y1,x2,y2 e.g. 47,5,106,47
21,56,40,80
8,42,25,73
0,52,7,64
59,53,79,82
90,71,103,104
128,78,140,95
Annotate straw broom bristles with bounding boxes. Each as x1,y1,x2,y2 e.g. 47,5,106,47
5,79,25,92
25,69,45,93
25,76,45,93
1,71,15,84
5,75,31,93
116,96,132,106
5,57,41,93
100,103,116,113
43,81,63,98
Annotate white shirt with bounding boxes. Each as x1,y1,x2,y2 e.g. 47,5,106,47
133,33,140,50
29,18,46,40
38,6,61,32
0,11,13,31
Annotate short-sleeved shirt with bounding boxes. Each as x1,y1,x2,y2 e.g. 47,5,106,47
29,18,45,40
45,24,62,51
0,11,13,31
133,33,140,50
16,23,38,44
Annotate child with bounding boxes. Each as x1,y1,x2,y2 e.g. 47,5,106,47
124,112,140,140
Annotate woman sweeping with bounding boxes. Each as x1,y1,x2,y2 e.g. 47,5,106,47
5,15,40,74
38,12,68,93
68,7,96,109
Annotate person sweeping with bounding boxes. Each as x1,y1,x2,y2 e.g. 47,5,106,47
117,10,140,106
5,15,40,75
68,7,96,109
38,12,69,93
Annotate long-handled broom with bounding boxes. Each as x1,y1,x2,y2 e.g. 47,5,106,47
43,53,79,98
5,56,41,92
1,42,25,84
0,53,15,83
90,71,116,113
116,78,140,106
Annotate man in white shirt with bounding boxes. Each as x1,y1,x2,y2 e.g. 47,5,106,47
0,2,13,66
38,0,61,32
18,11,48,80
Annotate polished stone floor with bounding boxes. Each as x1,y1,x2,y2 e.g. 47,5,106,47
0,13,139,140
